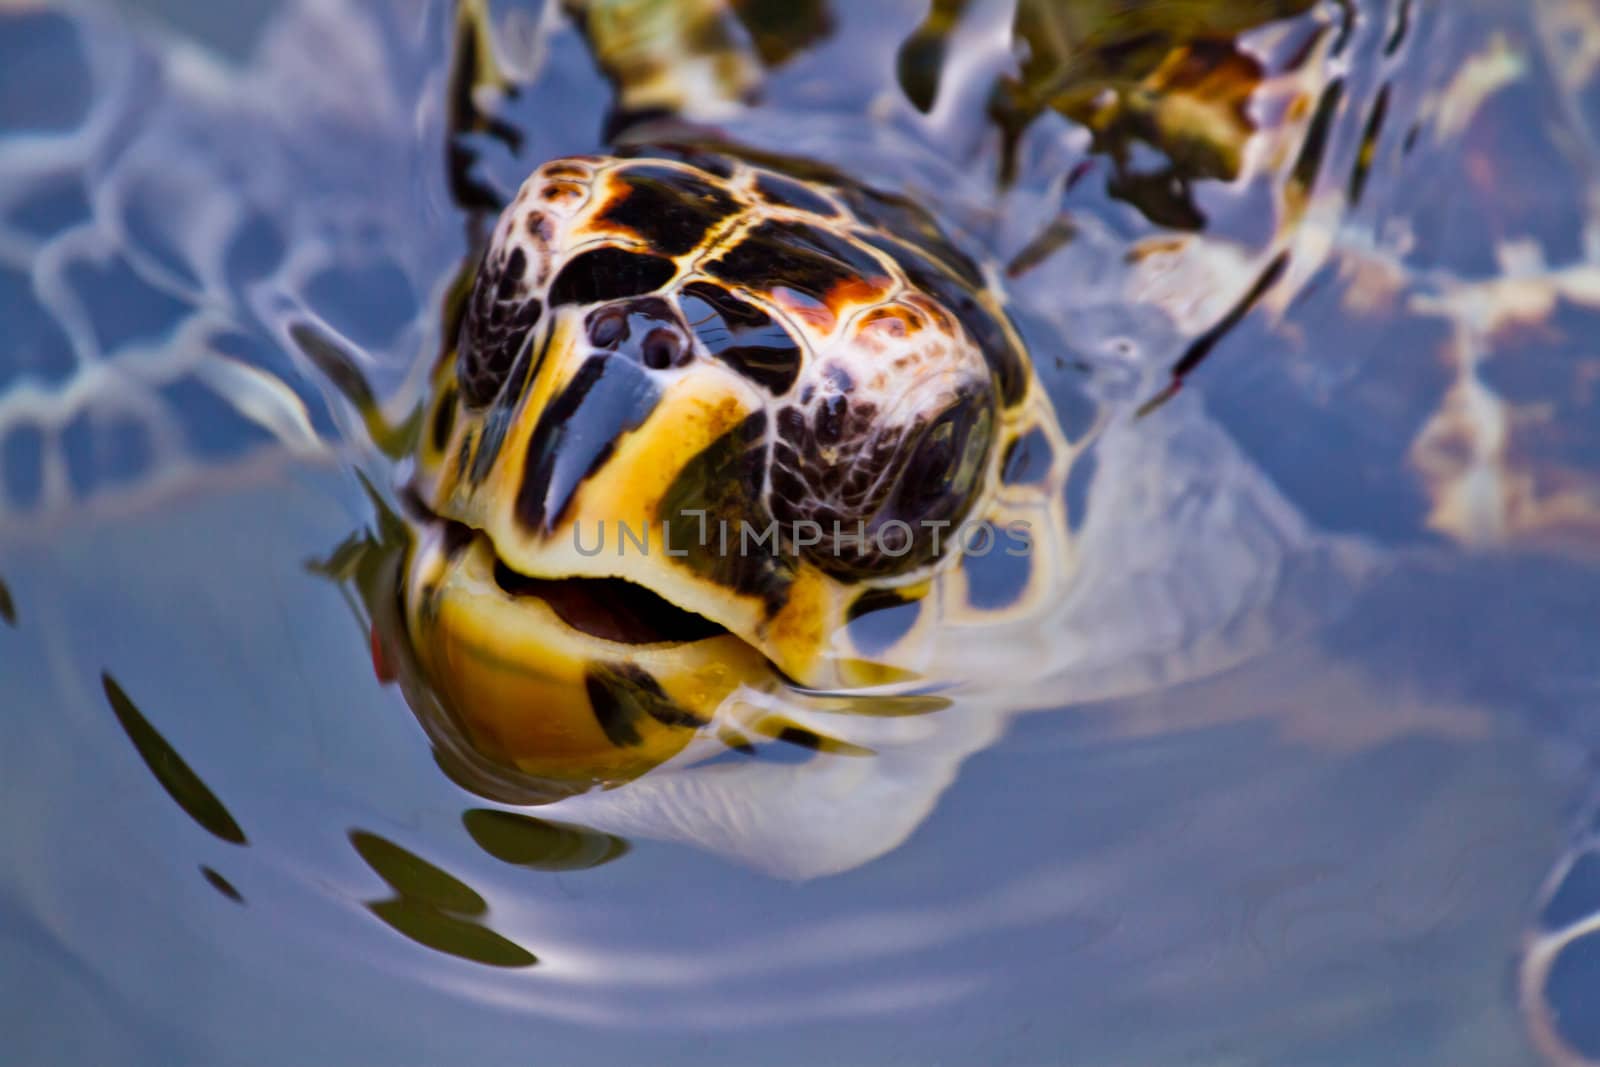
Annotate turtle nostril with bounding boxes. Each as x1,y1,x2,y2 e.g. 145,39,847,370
641,327,685,369
584,297,689,369
587,306,628,348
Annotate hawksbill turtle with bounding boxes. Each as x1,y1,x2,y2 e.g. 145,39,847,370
2,0,1598,1063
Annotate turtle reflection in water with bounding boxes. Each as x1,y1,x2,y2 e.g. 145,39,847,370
5,0,1600,1062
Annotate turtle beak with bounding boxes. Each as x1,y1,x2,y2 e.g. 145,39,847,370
401,519,774,782
404,312,888,782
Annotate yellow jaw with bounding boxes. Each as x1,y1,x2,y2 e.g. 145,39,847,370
403,519,774,781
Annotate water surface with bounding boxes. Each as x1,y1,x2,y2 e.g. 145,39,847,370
3,1,1599,1064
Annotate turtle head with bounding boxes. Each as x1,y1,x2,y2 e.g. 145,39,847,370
403,153,1049,783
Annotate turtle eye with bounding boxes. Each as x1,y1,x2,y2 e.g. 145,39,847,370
458,246,543,407
890,390,994,530
770,383,996,579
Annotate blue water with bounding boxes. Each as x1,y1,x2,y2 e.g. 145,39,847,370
2,1,1598,1064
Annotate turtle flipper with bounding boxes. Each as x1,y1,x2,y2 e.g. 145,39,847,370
445,0,525,215
1522,791,1600,1065
565,0,761,132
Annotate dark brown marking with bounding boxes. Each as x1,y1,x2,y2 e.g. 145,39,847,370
468,331,538,487
678,281,801,392
775,725,822,751
458,247,544,407
430,387,457,452
585,663,707,748
615,143,737,178
503,247,526,284
514,355,658,532
814,393,847,444
705,219,891,304
548,247,677,306
600,164,741,256
834,184,984,287
441,520,474,561
753,171,838,217
776,405,806,443
468,402,515,485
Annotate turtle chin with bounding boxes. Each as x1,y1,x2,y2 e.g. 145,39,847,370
400,518,777,785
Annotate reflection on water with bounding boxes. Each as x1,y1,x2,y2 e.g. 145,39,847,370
2,0,1600,1065
350,830,538,969
199,865,245,905
101,673,248,847
462,809,630,871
